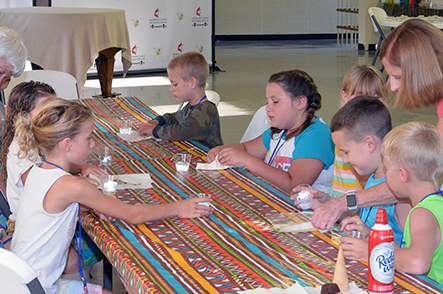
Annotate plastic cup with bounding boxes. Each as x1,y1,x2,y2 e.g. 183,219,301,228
196,193,211,207
291,184,313,210
118,119,132,135
348,230,368,240
174,154,192,172
100,175,118,194
99,146,114,166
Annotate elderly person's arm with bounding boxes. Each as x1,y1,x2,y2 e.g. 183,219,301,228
311,181,399,230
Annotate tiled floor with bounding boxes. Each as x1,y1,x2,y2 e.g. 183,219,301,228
82,39,438,293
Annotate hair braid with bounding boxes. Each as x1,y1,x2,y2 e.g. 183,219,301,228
269,69,322,140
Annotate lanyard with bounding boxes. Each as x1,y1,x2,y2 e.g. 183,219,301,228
197,95,207,105
400,190,443,249
44,160,65,171
44,160,89,294
360,206,372,225
267,130,287,166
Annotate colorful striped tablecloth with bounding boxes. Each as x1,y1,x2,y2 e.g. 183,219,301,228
79,97,443,294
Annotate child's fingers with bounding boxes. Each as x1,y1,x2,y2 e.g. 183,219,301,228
340,215,360,230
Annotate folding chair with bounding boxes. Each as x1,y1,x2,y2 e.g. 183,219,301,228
240,105,270,143
368,7,389,72
3,70,80,102
0,248,46,293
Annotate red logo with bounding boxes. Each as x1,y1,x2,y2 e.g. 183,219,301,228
132,45,137,55
154,8,159,18
196,7,201,16
177,43,182,52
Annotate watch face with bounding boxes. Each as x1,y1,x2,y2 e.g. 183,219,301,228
347,194,357,206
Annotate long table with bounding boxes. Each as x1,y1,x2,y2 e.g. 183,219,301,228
79,97,443,294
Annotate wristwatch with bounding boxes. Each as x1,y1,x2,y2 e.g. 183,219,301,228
346,190,358,211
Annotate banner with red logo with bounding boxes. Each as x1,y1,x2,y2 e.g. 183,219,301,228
52,0,212,73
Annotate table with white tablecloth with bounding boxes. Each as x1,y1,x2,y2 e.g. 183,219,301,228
0,7,132,96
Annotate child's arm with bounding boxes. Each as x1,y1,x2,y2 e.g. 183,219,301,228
151,103,216,141
395,207,439,274
71,163,108,178
45,176,213,223
394,200,412,232
139,119,159,136
216,138,324,194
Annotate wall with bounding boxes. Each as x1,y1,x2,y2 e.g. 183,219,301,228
215,0,338,35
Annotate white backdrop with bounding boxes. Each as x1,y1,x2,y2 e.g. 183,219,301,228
52,0,212,74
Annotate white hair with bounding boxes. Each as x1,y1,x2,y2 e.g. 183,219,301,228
0,27,27,77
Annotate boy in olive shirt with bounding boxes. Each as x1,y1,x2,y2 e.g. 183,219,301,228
139,52,223,149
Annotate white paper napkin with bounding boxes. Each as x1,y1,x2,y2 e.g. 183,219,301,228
117,131,152,142
196,156,233,170
117,174,153,189
237,282,365,294
90,173,153,190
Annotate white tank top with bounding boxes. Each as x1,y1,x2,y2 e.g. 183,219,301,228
11,164,77,294
6,139,41,220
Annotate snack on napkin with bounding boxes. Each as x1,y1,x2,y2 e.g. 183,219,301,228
333,246,350,292
117,174,153,189
196,155,232,170
117,131,151,142
267,211,316,233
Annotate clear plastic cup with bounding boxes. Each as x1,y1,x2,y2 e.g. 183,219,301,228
100,174,118,194
291,184,313,210
196,193,211,207
93,146,114,167
347,230,368,240
174,154,192,172
118,119,132,135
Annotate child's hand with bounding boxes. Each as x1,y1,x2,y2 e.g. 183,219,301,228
175,197,213,218
207,146,222,163
80,163,108,178
138,120,157,136
340,215,370,235
217,148,248,167
341,237,369,261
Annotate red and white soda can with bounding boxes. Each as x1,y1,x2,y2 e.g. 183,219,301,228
368,208,395,294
